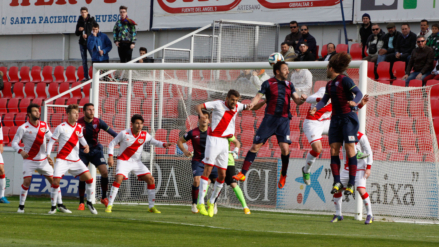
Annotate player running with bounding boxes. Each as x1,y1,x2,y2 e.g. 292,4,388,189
302,88,369,185
46,104,97,214
233,61,307,189
77,103,117,210
106,114,172,213
0,121,8,204
332,131,374,224
12,103,71,213
177,110,219,214
310,52,364,196
195,89,250,217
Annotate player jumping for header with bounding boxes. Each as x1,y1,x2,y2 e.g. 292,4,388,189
233,61,307,189
106,114,172,213
195,89,251,217
309,52,364,196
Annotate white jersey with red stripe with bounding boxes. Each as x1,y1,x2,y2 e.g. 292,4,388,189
342,132,373,171
108,129,164,162
48,122,87,162
12,121,52,161
204,100,246,138
305,87,332,121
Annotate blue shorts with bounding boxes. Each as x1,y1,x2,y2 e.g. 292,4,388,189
254,115,291,144
79,144,107,167
192,160,218,179
328,112,359,144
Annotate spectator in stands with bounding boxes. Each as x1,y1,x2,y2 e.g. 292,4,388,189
426,23,439,60
137,47,154,63
402,36,434,86
280,42,297,62
296,42,315,62
296,25,316,56
87,23,112,64
290,68,312,96
377,23,401,64
363,24,385,64
250,69,270,90
235,70,252,84
359,13,372,58
113,5,137,63
385,23,417,79
75,7,96,82
418,19,432,40
284,21,302,47
318,43,336,61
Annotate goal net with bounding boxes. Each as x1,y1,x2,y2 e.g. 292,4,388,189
44,61,439,223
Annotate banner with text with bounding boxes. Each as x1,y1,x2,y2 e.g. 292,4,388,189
153,0,353,29
0,0,151,35
354,0,439,23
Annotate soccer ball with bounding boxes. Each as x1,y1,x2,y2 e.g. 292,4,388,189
268,52,284,66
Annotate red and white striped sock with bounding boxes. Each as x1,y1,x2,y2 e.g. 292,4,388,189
362,192,373,216
209,179,224,204
19,185,29,206
305,150,320,173
108,182,120,206
197,176,209,205
51,185,59,207
0,175,5,198
147,184,156,209
333,192,343,216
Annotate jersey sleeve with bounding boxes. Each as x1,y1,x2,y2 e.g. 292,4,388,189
11,126,24,153
289,81,296,97
360,135,373,168
78,127,88,147
147,132,165,148
108,131,124,156
258,80,270,95
183,130,193,142
237,102,246,112
204,100,219,110
306,87,325,103
99,119,110,131
45,125,53,140
341,77,357,92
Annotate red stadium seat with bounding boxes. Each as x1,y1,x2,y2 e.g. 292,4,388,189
13,82,25,99
19,98,31,113
414,117,429,134
383,133,399,152
65,66,77,84
165,99,179,118
313,81,327,93
2,127,9,145
83,83,91,98
8,66,19,83
0,67,8,82
392,98,409,117
155,129,168,143
417,135,433,153
8,98,19,113
400,133,417,152
235,116,242,135
297,103,310,117
77,66,85,81
381,117,398,133
59,82,70,99
19,66,31,83
407,153,423,162
289,117,301,132
66,98,78,105
408,79,422,87
3,113,15,126
24,82,36,99
258,145,272,157
71,82,82,99
367,62,375,79
392,80,405,87
335,44,348,53
392,61,406,79
31,66,42,83
15,112,27,126
169,129,180,143
1,82,12,99
54,66,65,83
130,98,143,115
50,113,64,127
321,44,328,58
0,99,7,114
350,43,362,60
240,130,255,148
377,62,391,81
398,117,414,134
103,97,116,114
48,83,58,98
378,80,391,85
32,98,43,108
426,80,439,86
192,89,208,100
35,83,47,100
54,98,66,107
185,115,198,130
241,116,255,131
42,66,53,84
9,126,19,141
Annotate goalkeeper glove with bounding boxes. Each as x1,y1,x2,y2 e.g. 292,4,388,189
232,147,239,159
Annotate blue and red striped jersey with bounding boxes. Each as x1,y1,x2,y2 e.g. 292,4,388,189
325,74,357,116
258,77,296,119
183,127,211,162
78,117,113,148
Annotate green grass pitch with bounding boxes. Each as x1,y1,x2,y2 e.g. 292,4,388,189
0,196,438,246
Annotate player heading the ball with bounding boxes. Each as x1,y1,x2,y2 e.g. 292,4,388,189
46,104,97,215
309,52,364,196
106,114,173,214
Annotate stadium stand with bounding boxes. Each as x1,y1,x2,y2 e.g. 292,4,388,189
335,44,348,53
19,66,31,83
13,82,25,99
24,82,36,99
31,66,42,83
350,43,362,60
8,66,19,83
54,66,65,83
42,66,53,84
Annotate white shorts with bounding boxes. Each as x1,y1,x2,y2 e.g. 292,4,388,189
0,153,3,164
53,159,89,178
340,168,366,189
116,159,150,180
23,159,53,178
202,136,229,170
303,119,330,144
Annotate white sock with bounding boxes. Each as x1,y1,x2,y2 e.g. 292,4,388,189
209,180,224,204
19,185,29,206
51,186,59,207
305,151,318,173
57,187,63,205
108,182,120,206
0,177,5,198
363,194,373,217
333,194,342,216
197,177,209,205
85,180,94,203
147,184,156,209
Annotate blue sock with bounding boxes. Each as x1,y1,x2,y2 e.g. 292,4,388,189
330,156,341,183
348,156,358,186
242,151,257,175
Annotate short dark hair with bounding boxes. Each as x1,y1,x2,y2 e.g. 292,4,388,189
328,52,352,74
92,23,99,29
83,103,94,111
281,42,289,46
273,61,288,75
432,23,439,29
227,89,240,99
421,19,429,24
131,114,144,124
372,23,380,28
80,7,88,12
120,5,128,11
198,109,210,119
139,47,147,53
66,104,79,114
327,43,335,49
417,35,426,40
27,103,40,114
301,24,308,29
401,23,410,28
289,21,298,26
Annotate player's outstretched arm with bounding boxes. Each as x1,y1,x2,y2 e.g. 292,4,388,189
195,103,207,120
251,99,266,111
358,94,369,109
292,92,307,105
177,136,192,158
100,119,118,138
248,93,263,110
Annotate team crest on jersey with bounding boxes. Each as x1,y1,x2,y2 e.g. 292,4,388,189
93,124,97,129
138,139,144,144
335,81,340,86
40,128,45,132
76,131,80,136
